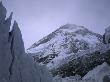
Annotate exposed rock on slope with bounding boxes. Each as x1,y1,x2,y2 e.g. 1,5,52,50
53,62,110,82
103,26,110,44
82,62,110,82
51,43,110,77
0,2,52,82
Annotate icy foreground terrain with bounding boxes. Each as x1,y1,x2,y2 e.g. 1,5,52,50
0,2,52,82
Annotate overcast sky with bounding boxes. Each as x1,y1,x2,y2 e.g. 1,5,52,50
1,0,110,49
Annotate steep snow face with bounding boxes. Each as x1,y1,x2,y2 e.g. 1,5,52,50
27,24,103,70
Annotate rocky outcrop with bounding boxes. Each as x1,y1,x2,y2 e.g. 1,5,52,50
0,2,52,82
103,26,110,44
82,62,110,82
53,62,110,82
51,44,110,77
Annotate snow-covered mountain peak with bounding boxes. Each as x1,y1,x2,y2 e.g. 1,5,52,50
27,24,103,71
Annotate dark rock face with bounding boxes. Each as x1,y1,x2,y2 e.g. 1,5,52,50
104,26,110,44
103,74,110,82
0,2,52,82
82,62,110,82
51,44,110,77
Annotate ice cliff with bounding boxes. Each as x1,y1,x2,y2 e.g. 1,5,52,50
0,2,52,82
